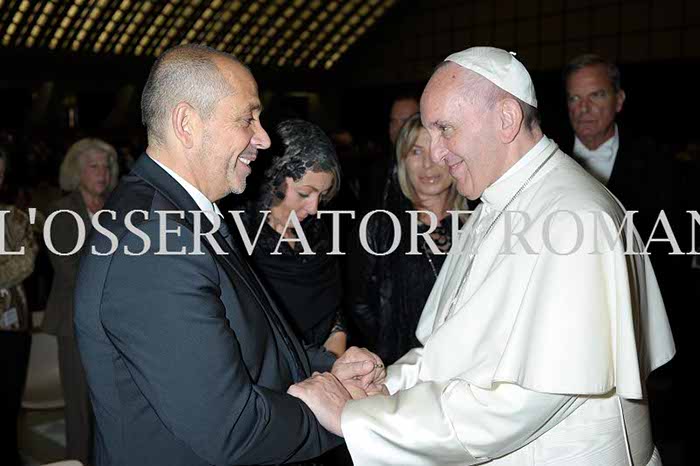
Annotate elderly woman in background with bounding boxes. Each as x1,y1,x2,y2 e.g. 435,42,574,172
244,119,347,360
43,138,119,465
347,113,467,365
0,148,39,466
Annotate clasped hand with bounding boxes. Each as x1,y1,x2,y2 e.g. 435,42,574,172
287,347,388,436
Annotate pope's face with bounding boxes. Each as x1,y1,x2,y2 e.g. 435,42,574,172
566,64,625,149
421,64,501,200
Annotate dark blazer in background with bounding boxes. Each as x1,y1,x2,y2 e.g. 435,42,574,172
563,128,685,306
43,189,94,465
74,154,340,466
43,189,90,337
563,128,672,234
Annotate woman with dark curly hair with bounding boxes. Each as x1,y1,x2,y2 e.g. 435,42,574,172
244,119,347,357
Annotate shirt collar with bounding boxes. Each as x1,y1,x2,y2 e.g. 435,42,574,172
573,124,619,161
480,135,555,210
149,156,221,218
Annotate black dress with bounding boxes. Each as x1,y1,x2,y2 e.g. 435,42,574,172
346,205,461,365
245,212,345,347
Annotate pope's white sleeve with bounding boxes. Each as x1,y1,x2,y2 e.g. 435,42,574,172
384,347,423,394
342,380,581,465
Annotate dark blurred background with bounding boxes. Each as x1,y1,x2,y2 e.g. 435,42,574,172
1,0,698,187
1,1,694,464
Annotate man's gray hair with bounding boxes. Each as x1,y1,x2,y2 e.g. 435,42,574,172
563,53,621,92
141,44,240,145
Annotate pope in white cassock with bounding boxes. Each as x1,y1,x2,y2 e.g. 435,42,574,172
338,47,675,465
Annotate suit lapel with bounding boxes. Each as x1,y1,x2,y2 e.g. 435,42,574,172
211,231,311,379
130,154,310,379
606,132,643,208
607,143,627,190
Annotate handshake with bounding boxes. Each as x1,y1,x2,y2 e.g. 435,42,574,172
287,347,388,437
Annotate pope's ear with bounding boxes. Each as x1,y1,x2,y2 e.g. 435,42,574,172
171,102,198,150
498,98,523,144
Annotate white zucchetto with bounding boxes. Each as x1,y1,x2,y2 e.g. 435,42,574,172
445,46,538,108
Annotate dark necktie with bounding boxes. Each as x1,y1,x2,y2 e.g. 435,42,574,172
217,216,236,250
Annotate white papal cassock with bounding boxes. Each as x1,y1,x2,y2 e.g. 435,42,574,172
341,136,675,465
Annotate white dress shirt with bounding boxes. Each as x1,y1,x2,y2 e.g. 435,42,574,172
150,157,222,222
572,125,619,185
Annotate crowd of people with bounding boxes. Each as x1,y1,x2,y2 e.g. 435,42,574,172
0,42,694,466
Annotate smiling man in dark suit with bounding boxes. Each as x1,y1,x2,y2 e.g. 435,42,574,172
73,44,381,466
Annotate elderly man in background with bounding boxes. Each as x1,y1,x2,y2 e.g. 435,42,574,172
74,44,381,466
564,53,626,185
563,54,673,238
290,47,675,465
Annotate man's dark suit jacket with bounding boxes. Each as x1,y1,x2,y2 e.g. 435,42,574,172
74,154,340,466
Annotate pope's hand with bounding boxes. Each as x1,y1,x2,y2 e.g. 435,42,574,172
331,346,386,391
287,372,351,437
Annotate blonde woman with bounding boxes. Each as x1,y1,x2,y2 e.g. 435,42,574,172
43,138,118,465
347,113,467,364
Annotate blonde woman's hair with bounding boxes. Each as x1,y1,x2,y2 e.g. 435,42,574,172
59,138,119,192
395,113,466,212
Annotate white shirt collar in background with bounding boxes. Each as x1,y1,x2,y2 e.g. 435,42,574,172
572,124,619,185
